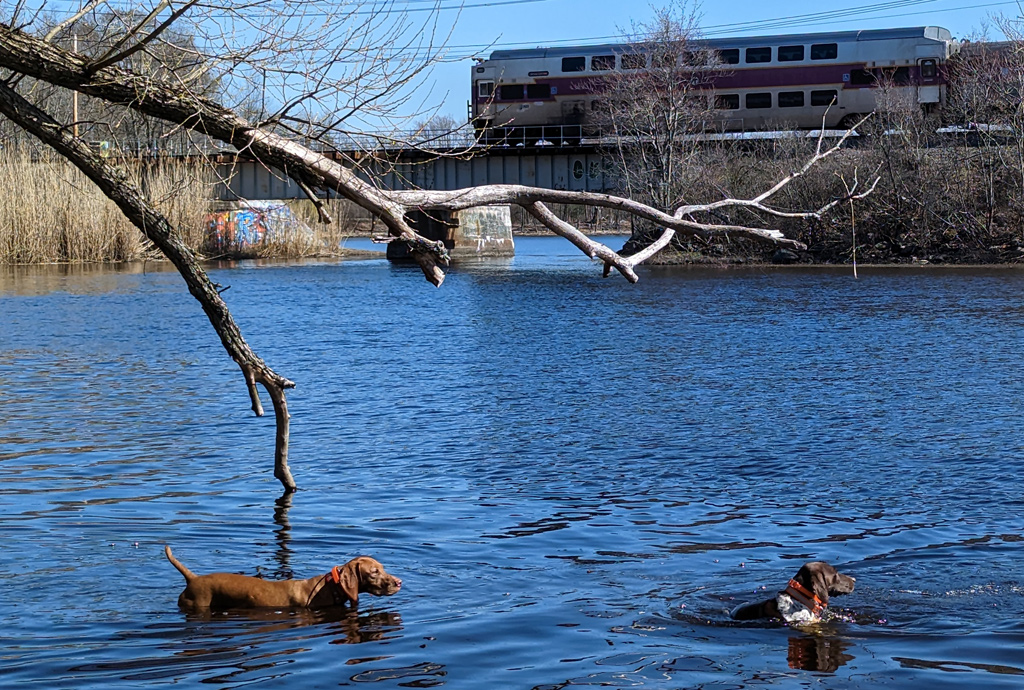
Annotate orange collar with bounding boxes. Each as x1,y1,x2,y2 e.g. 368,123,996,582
306,566,345,608
784,578,826,616
323,566,346,605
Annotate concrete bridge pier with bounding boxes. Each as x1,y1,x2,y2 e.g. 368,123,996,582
387,206,514,262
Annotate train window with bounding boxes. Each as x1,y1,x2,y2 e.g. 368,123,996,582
746,92,772,109
745,47,771,64
561,56,586,72
849,69,875,85
718,48,740,65
880,67,912,85
591,55,615,71
920,59,937,79
810,89,837,106
477,81,494,99
527,83,551,99
681,50,703,66
621,53,647,70
778,45,804,62
715,94,740,110
652,50,680,69
778,91,805,107
499,84,524,100
810,43,838,60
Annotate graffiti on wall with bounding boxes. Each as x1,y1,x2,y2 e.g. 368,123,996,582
206,202,311,251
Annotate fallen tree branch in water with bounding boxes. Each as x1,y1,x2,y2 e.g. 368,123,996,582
0,80,299,493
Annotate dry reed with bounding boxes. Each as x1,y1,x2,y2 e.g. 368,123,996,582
0,147,382,264
0,147,212,264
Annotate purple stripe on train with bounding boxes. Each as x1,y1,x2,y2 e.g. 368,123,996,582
477,63,945,105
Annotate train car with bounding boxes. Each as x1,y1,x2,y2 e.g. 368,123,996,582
471,26,957,142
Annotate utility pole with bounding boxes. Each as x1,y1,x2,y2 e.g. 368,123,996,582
72,34,79,138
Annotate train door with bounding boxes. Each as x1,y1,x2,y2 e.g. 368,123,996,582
917,58,940,106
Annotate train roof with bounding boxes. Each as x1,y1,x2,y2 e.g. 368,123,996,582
487,26,953,60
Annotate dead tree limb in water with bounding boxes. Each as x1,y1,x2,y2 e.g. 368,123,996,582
0,79,299,492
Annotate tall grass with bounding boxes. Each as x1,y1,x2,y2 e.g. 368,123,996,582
0,147,211,264
0,148,383,264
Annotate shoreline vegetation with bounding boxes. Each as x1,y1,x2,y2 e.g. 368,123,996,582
0,148,381,265
2,132,1023,267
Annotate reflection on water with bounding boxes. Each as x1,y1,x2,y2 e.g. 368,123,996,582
892,656,1024,676
1,246,1023,688
787,634,854,672
63,609,404,685
272,490,294,580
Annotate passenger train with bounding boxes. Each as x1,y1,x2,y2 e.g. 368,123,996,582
471,26,958,142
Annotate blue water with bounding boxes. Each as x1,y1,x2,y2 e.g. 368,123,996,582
1,236,1023,688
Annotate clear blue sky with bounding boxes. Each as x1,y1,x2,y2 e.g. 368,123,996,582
414,0,1016,123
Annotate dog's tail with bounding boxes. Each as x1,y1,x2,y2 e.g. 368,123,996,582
164,545,197,582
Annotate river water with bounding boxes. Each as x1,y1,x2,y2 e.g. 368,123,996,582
1,236,1023,689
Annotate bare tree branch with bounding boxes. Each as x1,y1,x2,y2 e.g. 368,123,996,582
0,75,299,492
42,0,108,43
88,0,201,74
88,0,170,68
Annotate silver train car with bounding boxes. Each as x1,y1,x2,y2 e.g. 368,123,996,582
471,26,958,141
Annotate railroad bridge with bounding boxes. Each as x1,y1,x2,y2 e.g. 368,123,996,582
214,142,612,201
208,136,611,261
185,127,849,259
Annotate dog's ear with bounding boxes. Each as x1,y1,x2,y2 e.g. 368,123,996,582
338,561,361,605
795,563,831,605
811,568,831,605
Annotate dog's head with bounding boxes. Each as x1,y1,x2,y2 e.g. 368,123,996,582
792,561,855,606
336,557,402,605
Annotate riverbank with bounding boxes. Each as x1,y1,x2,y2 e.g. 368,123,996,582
0,152,382,264
3,138,1023,267
624,232,1024,266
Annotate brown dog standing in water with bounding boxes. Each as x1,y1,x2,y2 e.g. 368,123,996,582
165,545,402,611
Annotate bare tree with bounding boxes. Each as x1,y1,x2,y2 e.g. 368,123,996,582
979,15,1024,196
1,3,219,151
593,1,724,216
407,113,472,149
0,1,875,490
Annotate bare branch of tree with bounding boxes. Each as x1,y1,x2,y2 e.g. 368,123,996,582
0,74,299,492
89,0,169,65
43,0,108,43
298,178,333,223
88,0,201,74
677,116,878,218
